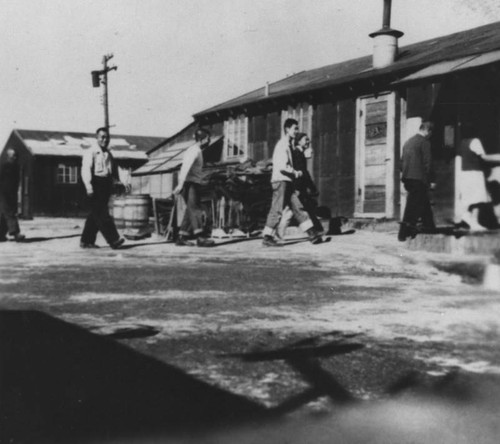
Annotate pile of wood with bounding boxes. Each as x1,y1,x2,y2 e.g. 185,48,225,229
203,159,273,233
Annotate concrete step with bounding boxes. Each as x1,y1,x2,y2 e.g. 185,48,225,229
407,230,500,255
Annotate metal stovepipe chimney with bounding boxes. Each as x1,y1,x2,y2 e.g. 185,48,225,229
369,0,404,69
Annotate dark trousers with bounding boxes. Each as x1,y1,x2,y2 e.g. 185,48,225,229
179,182,204,237
300,193,323,232
81,177,120,246
400,179,435,237
0,195,20,239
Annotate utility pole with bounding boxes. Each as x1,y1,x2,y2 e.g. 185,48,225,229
91,54,118,131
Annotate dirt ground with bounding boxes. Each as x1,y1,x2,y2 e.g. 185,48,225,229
1,217,500,443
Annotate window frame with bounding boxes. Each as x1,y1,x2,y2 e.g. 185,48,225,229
281,103,313,136
56,163,78,184
223,114,248,161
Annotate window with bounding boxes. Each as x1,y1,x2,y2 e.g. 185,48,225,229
281,103,313,136
223,114,248,160
56,164,78,184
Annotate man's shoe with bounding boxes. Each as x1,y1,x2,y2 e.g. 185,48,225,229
110,238,125,249
80,242,100,249
13,233,25,242
307,229,323,245
196,237,215,247
0,236,7,242
262,235,282,247
309,233,323,244
175,236,195,246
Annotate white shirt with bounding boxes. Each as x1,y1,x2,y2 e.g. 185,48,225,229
271,136,296,182
81,145,114,194
178,143,204,186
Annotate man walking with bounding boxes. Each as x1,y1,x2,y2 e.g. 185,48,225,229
277,132,323,240
173,127,214,247
80,127,125,249
262,118,322,247
0,148,25,242
398,121,435,241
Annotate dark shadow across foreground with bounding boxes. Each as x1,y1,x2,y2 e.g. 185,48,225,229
0,311,266,443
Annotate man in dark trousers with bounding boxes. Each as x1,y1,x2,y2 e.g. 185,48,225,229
0,148,25,242
80,127,125,249
173,127,214,247
398,121,435,241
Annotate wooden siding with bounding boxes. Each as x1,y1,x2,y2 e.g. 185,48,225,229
33,157,86,216
313,99,356,217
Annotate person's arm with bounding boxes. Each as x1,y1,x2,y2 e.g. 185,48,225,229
81,149,93,196
275,141,301,179
109,151,120,182
480,153,500,163
468,138,500,163
422,139,435,188
173,147,197,194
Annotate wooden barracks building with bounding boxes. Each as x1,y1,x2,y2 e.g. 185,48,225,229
181,4,500,226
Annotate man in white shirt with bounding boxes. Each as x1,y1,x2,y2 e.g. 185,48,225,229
80,127,125,249
262,118,322,246
173,128,214,247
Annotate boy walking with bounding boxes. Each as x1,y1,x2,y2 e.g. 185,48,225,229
262,119,322,247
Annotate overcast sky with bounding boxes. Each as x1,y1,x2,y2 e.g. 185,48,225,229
0,0,499,146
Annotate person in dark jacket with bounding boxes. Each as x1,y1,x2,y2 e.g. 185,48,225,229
398,121,435,241
0,148,25,242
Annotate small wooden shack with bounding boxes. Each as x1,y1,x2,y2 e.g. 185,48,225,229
0,129,166,218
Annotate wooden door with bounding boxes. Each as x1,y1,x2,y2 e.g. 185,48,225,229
355,93,396,217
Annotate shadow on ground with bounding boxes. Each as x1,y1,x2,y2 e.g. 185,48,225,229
11,234,81,243
0,310,266,443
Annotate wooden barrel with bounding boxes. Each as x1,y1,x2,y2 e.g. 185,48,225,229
109,195,126,228
122,194,151,229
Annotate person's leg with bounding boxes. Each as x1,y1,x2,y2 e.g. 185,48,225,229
186,183,204,237
91,178,121,247
187,183,214,246
0,197,22,240
463,204,487,231
262,182,287,245
487,181,500,224
419,184,435,229
276,206,293,240
399,180,420,241
0,212,7,240
302,196,323,233
80,210,99,246
289,189,321,243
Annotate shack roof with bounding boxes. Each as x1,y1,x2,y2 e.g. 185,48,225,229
12,129,167,160
132,136,223,176
195,21,500,117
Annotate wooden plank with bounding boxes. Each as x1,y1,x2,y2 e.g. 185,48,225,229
364,144,386,166
364,185,385,201
364,198,385,213
365,101,388,124
338,176,355,216
267,111,282,155
364,165,386,185
318,176,337,212
319,133,336,177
